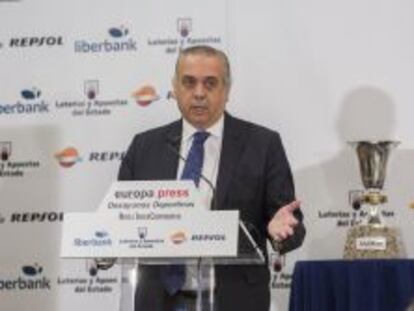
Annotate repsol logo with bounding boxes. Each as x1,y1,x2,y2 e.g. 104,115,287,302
9,36,63,48
10,212,64,223
89,151,125,162
191,234,226,241
0,264,51,291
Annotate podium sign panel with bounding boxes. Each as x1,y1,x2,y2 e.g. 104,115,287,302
61,180,239,258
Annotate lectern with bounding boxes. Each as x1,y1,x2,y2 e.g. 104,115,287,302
61,180,266,311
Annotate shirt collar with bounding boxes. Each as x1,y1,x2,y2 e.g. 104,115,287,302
182,114,224,142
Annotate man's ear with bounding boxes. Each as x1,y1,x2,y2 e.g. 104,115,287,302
224,85,231,103
170,78,178,99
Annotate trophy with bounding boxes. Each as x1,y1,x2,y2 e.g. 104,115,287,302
343,141,404,259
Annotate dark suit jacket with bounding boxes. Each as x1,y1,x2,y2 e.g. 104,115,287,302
118,113,305,311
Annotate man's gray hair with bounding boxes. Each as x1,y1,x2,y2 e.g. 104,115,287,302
174,45,232,86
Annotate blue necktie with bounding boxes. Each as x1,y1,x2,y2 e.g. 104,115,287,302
181,131,210,186
161,131,210,295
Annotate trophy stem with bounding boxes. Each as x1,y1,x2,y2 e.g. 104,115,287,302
367,205,382,227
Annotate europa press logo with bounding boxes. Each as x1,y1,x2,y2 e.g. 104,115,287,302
0,264,51,291
0,87,49,116
54,147,82,168
131,85,160,107
74,25,138,54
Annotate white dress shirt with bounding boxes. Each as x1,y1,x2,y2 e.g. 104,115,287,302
177,115,224,290
177,115,224,210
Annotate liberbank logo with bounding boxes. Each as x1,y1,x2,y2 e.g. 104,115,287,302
74,231,112,247
74,26,138,54
0,88,49,116
0,264,51,291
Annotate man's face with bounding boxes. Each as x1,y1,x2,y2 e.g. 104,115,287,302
173,53,230,129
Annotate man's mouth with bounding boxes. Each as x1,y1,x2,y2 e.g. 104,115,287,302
191,105,208,113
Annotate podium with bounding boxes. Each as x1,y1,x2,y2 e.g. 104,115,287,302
61,181,266,311
116,243,265,311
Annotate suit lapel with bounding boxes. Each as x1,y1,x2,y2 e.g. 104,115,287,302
161,119,183,179
215,114,246,210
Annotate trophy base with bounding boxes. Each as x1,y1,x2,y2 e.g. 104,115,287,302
343,225,404,259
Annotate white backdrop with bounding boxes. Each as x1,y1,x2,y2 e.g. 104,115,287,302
1,0,414,310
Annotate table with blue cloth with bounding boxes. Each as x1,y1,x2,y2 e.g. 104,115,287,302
289,259,414,311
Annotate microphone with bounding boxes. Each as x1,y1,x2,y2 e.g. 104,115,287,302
165,136,265,262
87,258,117,276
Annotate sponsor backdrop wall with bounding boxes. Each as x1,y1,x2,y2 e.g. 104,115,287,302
1,0,414,310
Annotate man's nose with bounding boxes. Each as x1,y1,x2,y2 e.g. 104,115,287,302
193,82,206,99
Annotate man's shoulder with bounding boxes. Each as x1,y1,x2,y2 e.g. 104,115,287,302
226,113,281,138
132,119,181,140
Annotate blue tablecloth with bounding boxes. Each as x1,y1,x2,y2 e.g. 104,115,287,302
289,260,414,311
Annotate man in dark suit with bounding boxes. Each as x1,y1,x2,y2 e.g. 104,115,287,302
118,45,305,311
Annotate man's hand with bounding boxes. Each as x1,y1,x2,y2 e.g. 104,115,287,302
267,200,301,242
